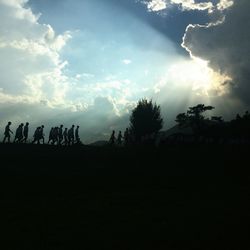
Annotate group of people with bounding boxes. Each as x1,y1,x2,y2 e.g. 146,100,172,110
47,125,80,145
3,122,29,144
3,121,134,146
109,128,131,146
2,121,81,146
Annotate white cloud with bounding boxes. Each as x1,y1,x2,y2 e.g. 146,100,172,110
0,0,72,108
0,0,39,23
0,0,133,141
168,57,231,96
146,0,167,11
75,73,95,79
122,59,132,65
217,0,234,11
0,0,136,115
178,0,213,11
143,0,233,12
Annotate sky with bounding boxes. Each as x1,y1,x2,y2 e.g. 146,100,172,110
0,0,249,143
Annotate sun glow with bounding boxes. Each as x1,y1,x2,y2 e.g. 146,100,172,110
168,57,231,96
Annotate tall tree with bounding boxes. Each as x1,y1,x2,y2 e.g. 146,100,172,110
176,104,215,134
129,99,163,142
187,104,214,121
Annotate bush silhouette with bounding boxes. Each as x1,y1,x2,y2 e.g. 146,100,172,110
129,99,163,143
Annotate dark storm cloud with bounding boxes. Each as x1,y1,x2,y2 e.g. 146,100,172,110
183,0,250,107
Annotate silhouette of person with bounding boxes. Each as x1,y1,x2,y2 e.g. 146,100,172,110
39,125,45,144
13,123,24,143
75,125,80,144
62,128,68,146
58,125,63,145
48,127,54,144
124,128,130,146
68,125,75,145
117,131,123,145
32,127,41,144
3,121,13,143
13,124,20,143
52,126,59,145
109,130,116,145
22,122,29,143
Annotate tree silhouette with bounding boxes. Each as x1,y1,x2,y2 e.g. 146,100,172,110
176,104,215,135
175,113,189,128
211,116,224,123
129,99,163,143
187,104,214,120
230,110,250,139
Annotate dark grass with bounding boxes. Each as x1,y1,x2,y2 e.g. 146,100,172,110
0,143,249,249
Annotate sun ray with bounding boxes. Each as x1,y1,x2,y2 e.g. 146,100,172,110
167,56,231,97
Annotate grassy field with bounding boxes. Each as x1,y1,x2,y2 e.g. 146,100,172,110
0,143,249,249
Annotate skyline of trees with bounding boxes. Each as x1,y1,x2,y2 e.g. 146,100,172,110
1,99,250,145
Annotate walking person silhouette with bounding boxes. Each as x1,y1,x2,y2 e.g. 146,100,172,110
32,127,41,144
75,125,80,144
48,127,54,144
13,123,24,143
40,125,45,144
62,128,68,146
124,128,130,146
51,126,59,145
3,121,13,143
68,125,75,145
3,122,13,143
58,125,63,145
117,131,123,146
22,122,29,143
109,130,116,145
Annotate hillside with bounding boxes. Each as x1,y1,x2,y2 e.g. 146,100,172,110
0,143,249,249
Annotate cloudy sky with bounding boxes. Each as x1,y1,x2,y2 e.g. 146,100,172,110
0,0,249,143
